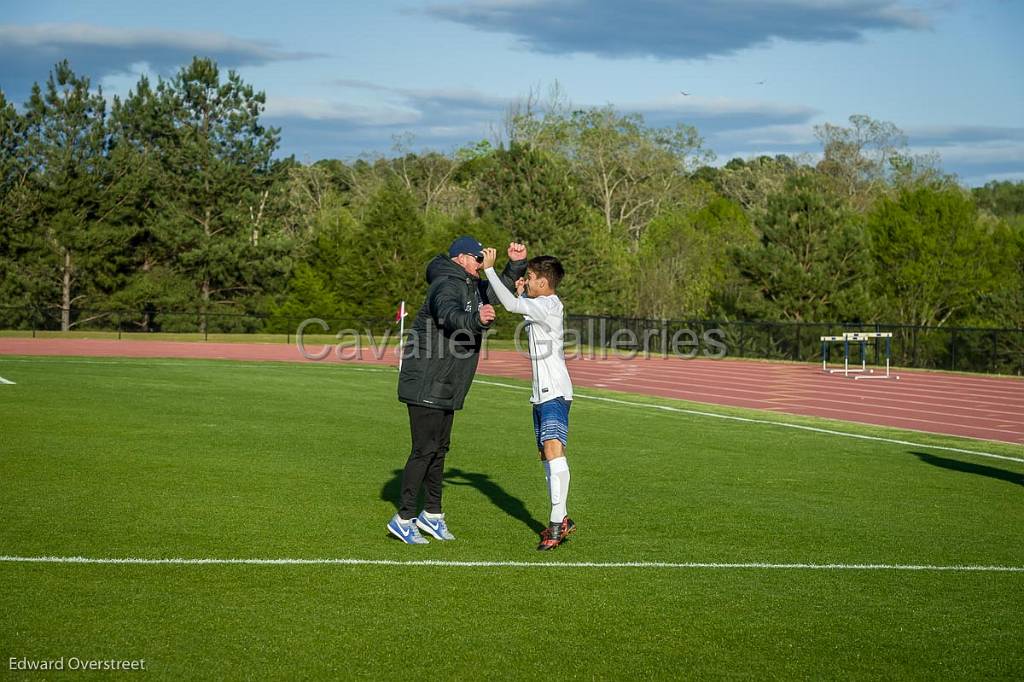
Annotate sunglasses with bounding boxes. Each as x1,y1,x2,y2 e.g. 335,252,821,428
463,253,484,264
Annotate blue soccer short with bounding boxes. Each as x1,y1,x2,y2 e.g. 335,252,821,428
532,397,572,451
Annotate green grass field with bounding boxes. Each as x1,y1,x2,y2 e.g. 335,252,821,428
1,356,1022,679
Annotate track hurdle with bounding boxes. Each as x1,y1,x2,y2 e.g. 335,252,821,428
851,332,895,380
821,333,867,377
820,331,898,380
821,335,846,372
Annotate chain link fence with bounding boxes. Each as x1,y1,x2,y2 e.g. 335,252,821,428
565,315,1023,375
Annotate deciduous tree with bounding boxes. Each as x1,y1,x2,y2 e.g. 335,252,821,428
867,185,1004,327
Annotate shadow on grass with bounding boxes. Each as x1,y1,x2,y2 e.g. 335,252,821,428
379,467,545,533
911,451,1023,487
380,468,405,512
446,468,546,534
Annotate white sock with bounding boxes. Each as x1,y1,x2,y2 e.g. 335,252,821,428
545,457,570,524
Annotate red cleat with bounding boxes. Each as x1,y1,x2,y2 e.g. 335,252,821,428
537,534,561,551
540,516,576,542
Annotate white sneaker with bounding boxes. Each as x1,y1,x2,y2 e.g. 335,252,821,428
415,511,455,541
387,514,429,544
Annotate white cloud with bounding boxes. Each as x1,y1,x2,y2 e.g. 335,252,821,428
909,142,1024,165
0,22,325,101
0,23,316,60
264,96,419,126
712,123,819,146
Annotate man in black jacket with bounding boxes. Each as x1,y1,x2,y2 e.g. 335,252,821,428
387,236,527,544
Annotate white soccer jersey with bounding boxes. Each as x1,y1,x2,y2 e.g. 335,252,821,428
484,267,573,404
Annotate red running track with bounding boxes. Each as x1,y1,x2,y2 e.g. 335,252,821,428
1,338,1022,446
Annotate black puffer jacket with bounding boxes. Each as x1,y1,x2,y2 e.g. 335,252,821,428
398,254,526,410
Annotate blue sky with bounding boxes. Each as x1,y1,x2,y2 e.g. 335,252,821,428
2,0,1022,187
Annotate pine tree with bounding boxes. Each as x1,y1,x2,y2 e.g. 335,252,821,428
146,57,289,331
19,61,120,330
475,144,632,314
341,180,429,319
0,91,32,325
106,75,192,328
270,207,359,329
733,175,872,323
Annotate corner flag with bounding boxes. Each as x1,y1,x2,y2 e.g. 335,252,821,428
396,301,407,370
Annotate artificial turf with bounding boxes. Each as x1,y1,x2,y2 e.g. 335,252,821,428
1,356,1021,679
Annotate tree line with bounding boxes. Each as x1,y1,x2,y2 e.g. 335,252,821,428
1,59,1021,334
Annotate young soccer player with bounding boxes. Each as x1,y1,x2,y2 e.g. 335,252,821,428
480,248,575,551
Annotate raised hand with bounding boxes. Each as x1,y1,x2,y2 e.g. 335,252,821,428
507,242,527,261
479,304,496,325
481,247,497,270
514,277,526,296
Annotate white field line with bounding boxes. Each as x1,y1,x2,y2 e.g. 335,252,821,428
472,380,1024,465
0,556,1021,572
0,375,15,384
5,358,1019,461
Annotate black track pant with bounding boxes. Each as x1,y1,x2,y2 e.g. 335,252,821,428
399,404,455,520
